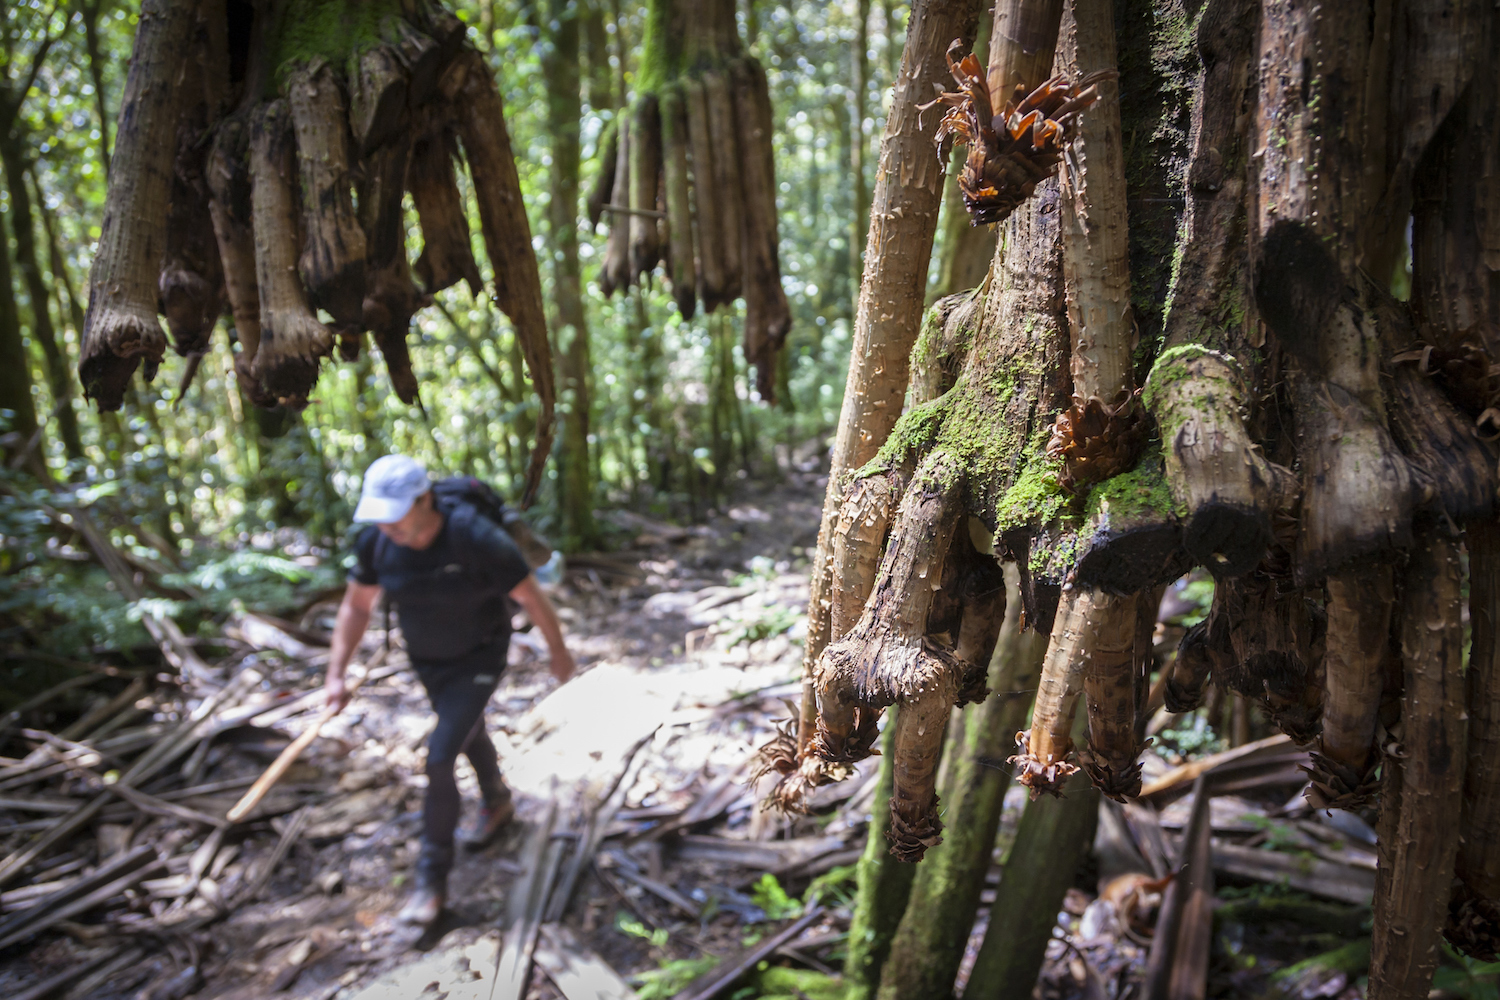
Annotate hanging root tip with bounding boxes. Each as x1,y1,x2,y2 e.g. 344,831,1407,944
1009,730,1080,799
1301,753,1380,812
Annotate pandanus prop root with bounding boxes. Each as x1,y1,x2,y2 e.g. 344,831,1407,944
924,41,1113,227
589,2,789,400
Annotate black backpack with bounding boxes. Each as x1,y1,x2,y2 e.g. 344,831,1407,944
430,476,553,569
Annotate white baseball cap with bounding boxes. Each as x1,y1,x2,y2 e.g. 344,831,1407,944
353,455,431,523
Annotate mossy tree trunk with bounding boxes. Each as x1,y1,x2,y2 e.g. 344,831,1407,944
541,0,599,549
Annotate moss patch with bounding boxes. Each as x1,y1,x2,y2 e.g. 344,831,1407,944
1083,443,1184,521
272,0,408,89
994,429,1070,533
858,395,952,478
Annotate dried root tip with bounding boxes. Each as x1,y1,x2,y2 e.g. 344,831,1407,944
1302,752,1380,811
808,706,882,765
1009,729,1080,799
1445,889,1500,963
888,791,944,863
1046,390,1150,494
924,41,1114,226
1164,619,1226,712
79,306,163,409
1079,750,1145,802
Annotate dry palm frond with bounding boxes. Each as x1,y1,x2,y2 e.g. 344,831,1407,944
1046,390,1150,494
923,40,1114,226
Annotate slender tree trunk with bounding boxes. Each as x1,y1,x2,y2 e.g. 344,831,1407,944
0,210,42,475
3,141,84,462
841,716,918,1000
544,0,599,549
850,0,872,293
964,762,1099,999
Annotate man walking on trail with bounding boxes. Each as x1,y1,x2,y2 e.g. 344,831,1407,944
323,455,575,928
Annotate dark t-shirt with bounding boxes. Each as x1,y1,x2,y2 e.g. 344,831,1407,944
350,504,531,662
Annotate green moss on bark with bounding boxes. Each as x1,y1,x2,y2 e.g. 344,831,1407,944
272,0,407,88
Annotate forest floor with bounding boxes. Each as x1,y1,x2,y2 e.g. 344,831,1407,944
1,469,1386,1000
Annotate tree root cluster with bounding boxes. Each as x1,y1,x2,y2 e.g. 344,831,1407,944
79,0,555,500
589,0,789,400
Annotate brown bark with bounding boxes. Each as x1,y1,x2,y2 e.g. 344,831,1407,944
359,137,424,401
1012,587,1135,797
249,99,332,403
1306,568,1394,810
1449,521,1500,960
1078,585,1158,800
159,0,228,360
627,93,663,282
288,60,367,331
1210,571,1325,745
801,0,984,762
454,48,556,505
1370,528,1467,1000
700,69,744,301
599,115,631,297
985,0,1064,107
348,44,409,157
80,0,197,409
408,121,482,296
816,454,966,861
205,114,268,406
682,78,727,309
659,84,697,320
732,57,791,400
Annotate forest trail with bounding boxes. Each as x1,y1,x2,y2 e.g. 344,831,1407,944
3,470,874,1000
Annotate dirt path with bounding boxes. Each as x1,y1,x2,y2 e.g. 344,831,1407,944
9,472,860,1000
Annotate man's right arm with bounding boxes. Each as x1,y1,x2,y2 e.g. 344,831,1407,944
325,581,381,712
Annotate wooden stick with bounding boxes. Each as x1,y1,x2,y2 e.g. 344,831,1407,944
225,653,383,824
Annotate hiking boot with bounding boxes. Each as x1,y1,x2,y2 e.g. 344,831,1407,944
459,786,515,849
398,842,452,927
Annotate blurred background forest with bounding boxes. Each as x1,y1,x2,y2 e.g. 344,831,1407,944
0,0,961,660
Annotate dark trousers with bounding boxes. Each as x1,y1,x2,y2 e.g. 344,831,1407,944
412,638,508,856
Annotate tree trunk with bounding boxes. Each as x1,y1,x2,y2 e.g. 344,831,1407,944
2,142,83,462
544,0,598,550
0,210,42,474
963,766,1099,1000
850,0,871,295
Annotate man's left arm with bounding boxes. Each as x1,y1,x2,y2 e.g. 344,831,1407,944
509,575,575,683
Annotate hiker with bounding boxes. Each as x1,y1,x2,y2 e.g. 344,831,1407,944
323,454,575,927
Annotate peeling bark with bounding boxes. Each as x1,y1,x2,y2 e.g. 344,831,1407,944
249,99,332,404
1370,527,1466,1000
1012,586,1135,798
817,454,966,860
801,0,985,761
80,0,197,408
